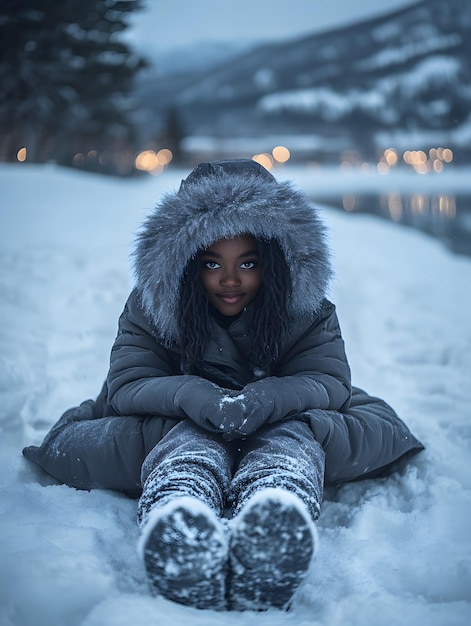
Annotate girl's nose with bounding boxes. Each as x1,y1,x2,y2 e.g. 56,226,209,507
221,267,240,286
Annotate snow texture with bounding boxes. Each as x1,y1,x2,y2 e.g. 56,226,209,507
258,52,462,121
1,163,471,625
228,487,318,611
137,496,228,610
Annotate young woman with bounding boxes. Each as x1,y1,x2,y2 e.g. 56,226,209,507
24,159,423,611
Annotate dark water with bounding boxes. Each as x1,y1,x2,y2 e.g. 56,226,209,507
314,193,471,257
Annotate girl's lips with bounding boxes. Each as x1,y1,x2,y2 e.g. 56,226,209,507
218,292,244,304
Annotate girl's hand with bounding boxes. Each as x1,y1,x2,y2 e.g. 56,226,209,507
174,378,273,438
174,377,230,432
217,392,268,440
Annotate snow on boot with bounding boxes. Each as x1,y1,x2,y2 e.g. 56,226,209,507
228,487,318,611
138,496,229,610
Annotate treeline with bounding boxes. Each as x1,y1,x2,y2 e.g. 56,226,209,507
0,0,148,174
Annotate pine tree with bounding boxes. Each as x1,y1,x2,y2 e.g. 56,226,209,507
0,0,147,173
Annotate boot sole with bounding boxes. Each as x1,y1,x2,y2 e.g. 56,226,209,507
229,488,317,610
138,497,228,610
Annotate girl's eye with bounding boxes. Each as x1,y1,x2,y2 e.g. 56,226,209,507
204,261,220,269
241,261,258,269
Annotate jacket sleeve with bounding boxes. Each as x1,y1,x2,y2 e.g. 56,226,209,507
107,291,236,431
245,300,352,422
104,292,195,418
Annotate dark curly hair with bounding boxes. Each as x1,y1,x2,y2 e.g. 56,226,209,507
177,238,292,374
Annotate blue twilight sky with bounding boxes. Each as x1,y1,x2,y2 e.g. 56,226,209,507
127,0,419,53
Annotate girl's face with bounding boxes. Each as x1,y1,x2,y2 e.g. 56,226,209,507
200,234,262,316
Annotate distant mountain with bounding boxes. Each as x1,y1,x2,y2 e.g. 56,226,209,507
135,0,471,160
144,40,257,76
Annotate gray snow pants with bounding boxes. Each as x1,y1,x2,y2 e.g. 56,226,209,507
137,419,325,526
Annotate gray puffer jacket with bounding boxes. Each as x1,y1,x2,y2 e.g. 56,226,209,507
23,159,423,496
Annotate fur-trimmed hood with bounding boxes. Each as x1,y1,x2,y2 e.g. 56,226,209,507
134,159,332,342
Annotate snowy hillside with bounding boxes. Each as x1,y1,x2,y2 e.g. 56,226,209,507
1,163,471,625
138,0,471,153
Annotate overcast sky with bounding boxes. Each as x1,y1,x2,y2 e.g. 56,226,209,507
127,0,418,53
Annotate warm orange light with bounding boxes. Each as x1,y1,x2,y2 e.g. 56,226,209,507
442,148,453,163
416,150,427,164
17,147,27,162
156,148,173,165
410,194,427,213
402,147,454,171
135,149,172,172
252,153,273,170
135,150,158,171
413,161,429,174
438,195,456,218
384,148,398,166
272,145,290,163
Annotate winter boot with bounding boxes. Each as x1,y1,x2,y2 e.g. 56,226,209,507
136,422,234,609
138,496,229,610
226,422,324,610
228,487,318,611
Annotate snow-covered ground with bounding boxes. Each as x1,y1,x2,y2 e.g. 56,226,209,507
1,163,470,626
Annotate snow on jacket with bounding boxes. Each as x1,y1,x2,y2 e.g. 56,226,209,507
23,159,423,496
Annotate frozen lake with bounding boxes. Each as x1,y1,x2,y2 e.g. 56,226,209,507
312,192,471,256
275,164,471,257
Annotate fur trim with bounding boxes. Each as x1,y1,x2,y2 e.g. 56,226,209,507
133,162,332,342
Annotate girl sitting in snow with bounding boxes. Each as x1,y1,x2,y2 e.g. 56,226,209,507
23,159,423,611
